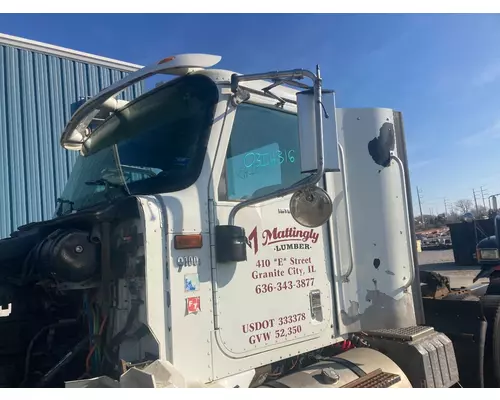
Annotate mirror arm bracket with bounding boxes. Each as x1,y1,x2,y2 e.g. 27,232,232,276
230,87,251,107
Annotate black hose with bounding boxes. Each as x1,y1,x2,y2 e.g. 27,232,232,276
313,355,366,377
20,319,78,387
108,300,141,350
102,300,141,372
35,335,89,388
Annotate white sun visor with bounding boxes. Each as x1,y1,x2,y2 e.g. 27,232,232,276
60,53,222,152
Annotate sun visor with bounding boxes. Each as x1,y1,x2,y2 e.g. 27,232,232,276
60,54,222,153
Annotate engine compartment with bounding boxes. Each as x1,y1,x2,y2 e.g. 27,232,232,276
0,232,100,387
0,197,148,388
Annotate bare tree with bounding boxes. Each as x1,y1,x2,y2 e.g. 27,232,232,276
474,205,488,218
454,199,473,214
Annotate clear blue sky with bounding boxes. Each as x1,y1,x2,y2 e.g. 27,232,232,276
1,13,500,215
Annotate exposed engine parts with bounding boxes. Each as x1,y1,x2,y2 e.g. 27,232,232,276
29,229,100,283
0,222,106,387
0,205,154,388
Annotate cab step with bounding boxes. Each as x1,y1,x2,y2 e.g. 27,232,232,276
341,368,401,388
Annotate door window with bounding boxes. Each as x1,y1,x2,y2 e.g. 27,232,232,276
219,103,303,201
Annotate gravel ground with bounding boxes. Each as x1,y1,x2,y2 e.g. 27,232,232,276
417,249,487,289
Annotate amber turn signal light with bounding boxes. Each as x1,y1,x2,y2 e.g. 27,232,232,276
174,234,203,250
158,56,176,65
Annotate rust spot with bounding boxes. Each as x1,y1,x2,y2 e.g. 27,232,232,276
373,258,381,269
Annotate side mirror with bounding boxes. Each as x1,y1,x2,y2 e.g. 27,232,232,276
296,89,339,174
289,89,338,228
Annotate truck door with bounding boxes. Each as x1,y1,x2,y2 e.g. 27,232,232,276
211,103,335,358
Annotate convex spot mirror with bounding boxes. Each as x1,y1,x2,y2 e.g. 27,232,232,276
290,186,333,228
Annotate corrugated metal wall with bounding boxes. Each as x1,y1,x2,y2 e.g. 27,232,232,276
0,44,144,238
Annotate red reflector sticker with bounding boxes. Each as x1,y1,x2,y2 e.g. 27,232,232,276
186,297,201,314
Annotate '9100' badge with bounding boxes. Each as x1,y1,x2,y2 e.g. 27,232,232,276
177,256,200,268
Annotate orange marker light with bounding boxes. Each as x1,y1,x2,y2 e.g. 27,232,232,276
174,234,203,250
158,56,176,65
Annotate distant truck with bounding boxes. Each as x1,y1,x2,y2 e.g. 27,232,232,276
475,218,500,293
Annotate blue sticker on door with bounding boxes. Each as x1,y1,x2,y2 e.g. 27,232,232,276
184,273,200,292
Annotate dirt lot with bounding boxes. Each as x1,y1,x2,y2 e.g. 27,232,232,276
417,249,487,289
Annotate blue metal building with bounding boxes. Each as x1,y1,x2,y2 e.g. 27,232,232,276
0,33,144,238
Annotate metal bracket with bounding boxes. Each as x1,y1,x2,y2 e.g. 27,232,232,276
230,87,251,107
230,69,315,109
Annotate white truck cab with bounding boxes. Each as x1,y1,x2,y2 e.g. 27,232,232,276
0,54,458,389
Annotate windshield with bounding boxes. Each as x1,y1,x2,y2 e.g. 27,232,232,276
57,74,219,215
